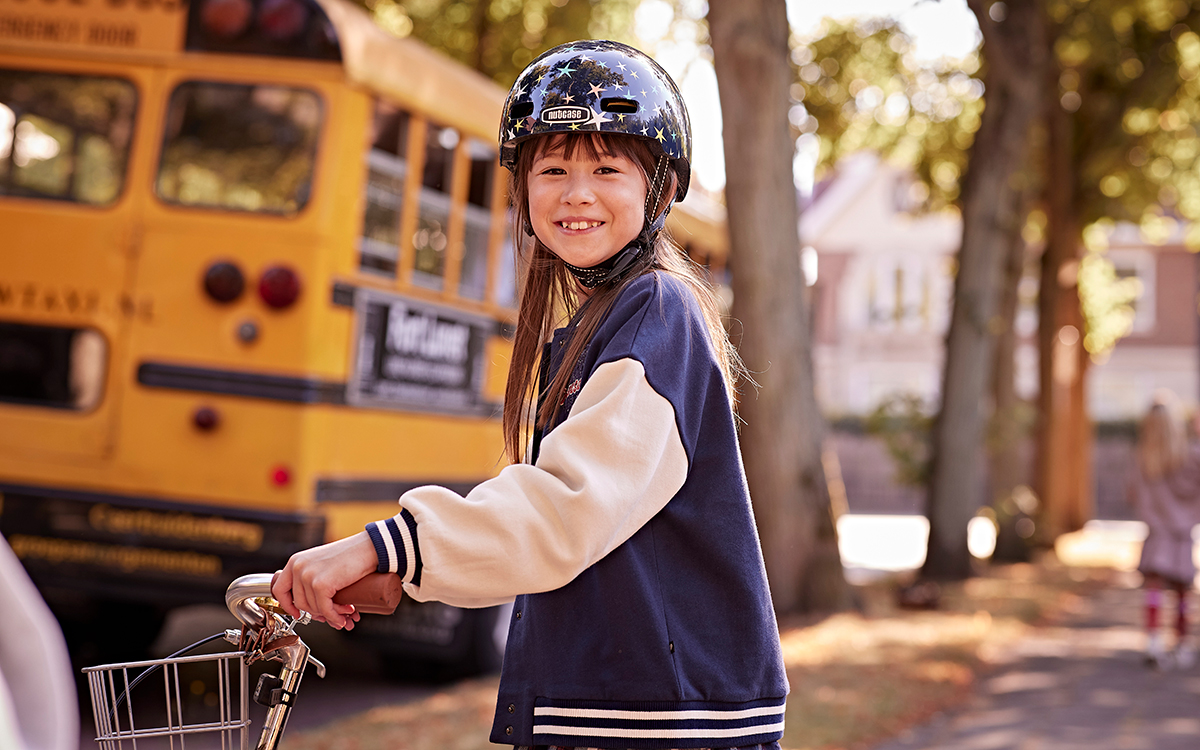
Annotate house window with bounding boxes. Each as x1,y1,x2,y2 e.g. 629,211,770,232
865,257,943,332
1107,248,1155,334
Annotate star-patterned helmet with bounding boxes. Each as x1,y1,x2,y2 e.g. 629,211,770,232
500,39,692,202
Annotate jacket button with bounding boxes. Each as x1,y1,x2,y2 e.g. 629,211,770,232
669,641,675,653
508,704,516,714
505,726,513,736
515,611,522,620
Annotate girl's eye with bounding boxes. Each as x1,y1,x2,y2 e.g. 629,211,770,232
596,166,619,175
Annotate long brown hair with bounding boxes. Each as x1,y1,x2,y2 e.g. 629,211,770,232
501,132,741,463
1137,400,1187,481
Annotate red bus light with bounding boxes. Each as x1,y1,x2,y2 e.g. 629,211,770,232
258,0,309,41
271,465,292,486
201,0,252,39
203,261,245,304
258,266,301,309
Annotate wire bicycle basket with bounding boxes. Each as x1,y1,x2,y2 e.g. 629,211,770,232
81,571,396,750
83,649,250,750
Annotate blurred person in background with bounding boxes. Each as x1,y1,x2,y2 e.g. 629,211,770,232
0,534,79,750
1127,392,1200,669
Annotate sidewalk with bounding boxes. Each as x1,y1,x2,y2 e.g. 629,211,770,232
870,573,1200,750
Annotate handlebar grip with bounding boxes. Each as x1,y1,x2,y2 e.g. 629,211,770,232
333,572,403,615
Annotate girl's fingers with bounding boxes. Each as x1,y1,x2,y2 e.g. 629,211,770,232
271,566,300,619
330,602,358,631
270,532,378,629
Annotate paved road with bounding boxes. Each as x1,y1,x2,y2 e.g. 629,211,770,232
871,580,1200,750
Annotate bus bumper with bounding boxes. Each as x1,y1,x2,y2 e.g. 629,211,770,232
0,483,324,609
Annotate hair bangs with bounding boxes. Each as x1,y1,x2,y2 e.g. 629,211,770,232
531,133,658,174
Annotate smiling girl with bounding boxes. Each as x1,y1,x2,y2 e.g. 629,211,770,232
272,40,788,750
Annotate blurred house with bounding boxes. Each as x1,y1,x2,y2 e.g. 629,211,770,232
801,152,1199,422
803,153,1200,519
1089,222,1199,421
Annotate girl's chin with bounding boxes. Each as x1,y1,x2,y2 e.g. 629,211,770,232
550,247,612,268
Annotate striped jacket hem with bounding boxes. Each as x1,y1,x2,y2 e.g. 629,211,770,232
530,697,786,749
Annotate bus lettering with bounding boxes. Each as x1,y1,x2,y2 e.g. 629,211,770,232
0,283,102,315
87,21,136,47
9,534,223,577
386,306,471,364
88,503,265,551
0,0,184,53
0,16,81,45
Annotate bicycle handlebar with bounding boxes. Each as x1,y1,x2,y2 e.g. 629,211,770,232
225,572,403,627
225,573,278,628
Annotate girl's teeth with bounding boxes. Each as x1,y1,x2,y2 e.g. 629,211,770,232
562,221,600,230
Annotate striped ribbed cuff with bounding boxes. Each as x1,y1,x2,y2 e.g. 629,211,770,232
365,508,422,585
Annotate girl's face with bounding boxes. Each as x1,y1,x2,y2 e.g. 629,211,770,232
527,137,647,270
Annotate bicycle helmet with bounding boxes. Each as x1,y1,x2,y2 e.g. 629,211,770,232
499,39,692,204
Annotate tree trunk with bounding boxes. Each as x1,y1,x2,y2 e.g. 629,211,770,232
989,188,1035,562
1035,40,1092,542
990,189,1031,505
924,0,1045,580
707,0,849,613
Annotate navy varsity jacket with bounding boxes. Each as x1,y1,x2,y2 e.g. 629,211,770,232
367,272,789,749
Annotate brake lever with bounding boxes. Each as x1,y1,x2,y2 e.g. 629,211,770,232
307,654,327,678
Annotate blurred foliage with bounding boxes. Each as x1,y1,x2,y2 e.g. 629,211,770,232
1074,218,1144,358
796,2,1200,358
865,392,933,489
1050,0,1200,230
354,0,639,85
790,19,985,211
1044,0,1200,356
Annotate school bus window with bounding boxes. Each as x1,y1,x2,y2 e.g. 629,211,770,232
412,124,458,291
0,70,136,207
0,322,107,411
459,138,496,302
156,82,321,215
359,102,411,277
494,213,518,309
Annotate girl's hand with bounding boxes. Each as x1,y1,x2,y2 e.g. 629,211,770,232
271,531,378,630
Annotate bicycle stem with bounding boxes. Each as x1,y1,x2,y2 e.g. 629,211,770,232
256,636,311,750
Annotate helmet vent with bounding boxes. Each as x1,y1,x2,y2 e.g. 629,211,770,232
600,98,639,114
510,101,534,118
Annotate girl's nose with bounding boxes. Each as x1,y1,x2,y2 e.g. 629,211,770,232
561,173,595,204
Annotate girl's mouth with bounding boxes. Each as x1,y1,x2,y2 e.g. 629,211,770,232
558,221,603,230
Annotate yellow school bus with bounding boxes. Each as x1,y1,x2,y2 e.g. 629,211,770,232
0,0,728,670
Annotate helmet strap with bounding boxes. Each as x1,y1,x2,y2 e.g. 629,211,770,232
644,154,670,225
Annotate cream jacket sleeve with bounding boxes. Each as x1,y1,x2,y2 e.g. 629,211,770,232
366,357,688,608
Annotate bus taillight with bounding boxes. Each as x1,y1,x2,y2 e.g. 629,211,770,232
259,0,309,41
203,261,246,303
200,0,253,39
258,266,301,309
